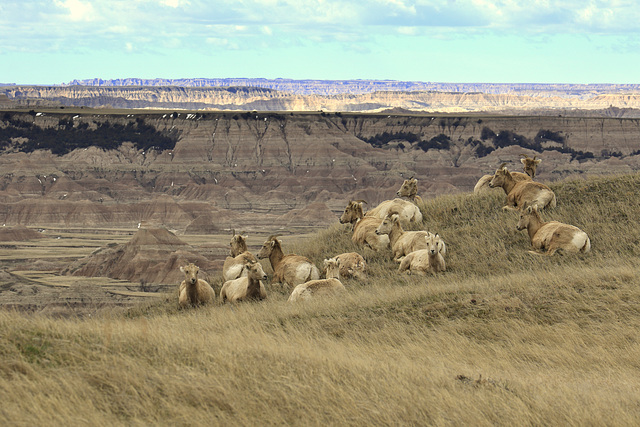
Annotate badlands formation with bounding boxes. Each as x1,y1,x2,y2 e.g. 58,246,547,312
1,110,640,232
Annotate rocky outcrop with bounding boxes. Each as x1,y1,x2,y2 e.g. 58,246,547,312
4,85,640,114
62,228,219,285
1,111,640,233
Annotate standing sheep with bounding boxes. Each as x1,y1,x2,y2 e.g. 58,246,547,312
398,233,446,276
516,205,591,255
288,258,346,302
220,260,268,303
178,263,215,308
257,235,320,288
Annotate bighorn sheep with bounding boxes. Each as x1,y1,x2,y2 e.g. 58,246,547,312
396,177,424,205
220,260,268,303
222,231,258,281
365,197,423,225
339,200,390,251
326,252,366,280
288,258,346,302
178,263,215,308
398,233,446,275
257,235,320,288
516,205,591,255
375,213,445,262
489,163,556,211
520,153,542,178
474,155,540,193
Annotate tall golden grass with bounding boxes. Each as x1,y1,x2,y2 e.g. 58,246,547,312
2,173,640,425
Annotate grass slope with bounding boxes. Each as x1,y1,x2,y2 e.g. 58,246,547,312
2,173,640,425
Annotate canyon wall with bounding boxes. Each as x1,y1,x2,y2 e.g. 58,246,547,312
1,111,639,231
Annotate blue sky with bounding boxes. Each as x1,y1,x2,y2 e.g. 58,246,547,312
2,0,639,85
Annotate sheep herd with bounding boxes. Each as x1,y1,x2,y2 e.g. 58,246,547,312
178,154,591,308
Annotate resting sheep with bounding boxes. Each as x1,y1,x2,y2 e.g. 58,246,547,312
396,177,424,205
178,263,215,308
326,252,366,280
288,258,346,302
489,163,556,211
474,155,540,193
220,260,268,303
365,197,423,225
398,233,446,275
340,200,390,251
375,213,444,262
257,235,320,288
222,231,258,281
516,205,591,256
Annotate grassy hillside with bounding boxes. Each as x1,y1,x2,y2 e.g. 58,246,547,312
2,173,640,425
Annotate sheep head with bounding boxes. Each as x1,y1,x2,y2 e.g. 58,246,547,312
375,213,399,235
323,257,341,279
516,204,539,231
520,154,542,178
257,235,281,259
397,178,418,198
340,200,365,224
425,233,444,255
180,263,200,285
488,163,509,188
230,232,249,257
245,260,268,281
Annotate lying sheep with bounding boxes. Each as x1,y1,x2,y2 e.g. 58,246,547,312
220,260,268,303
398,233,446,275
474,155,539,193
375,213,444,262
366,197,423,225
396,177,424,205
489,163,556,211
340,200,390,251
178,263,215,308
328,252,366,280
288,258,346,302
516,205,591,256
257,235,320,288
222,231,258,281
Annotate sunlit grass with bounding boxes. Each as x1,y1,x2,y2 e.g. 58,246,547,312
2,173,640,425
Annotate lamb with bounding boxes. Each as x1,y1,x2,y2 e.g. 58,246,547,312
516,205,591,255
326,252,366,280
473,155,539,193
220,260,268,303
489,163,556,211
339,200,390,251
375,213,445,262
257,235,320,288
365,197,423,225
178,263,215,308
396,177,424,205
222,231,258,281
288,258,346,302
398,233,446,275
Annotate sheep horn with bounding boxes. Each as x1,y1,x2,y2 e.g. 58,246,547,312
498,162,507,169
520,153,530,158
354,199,368,204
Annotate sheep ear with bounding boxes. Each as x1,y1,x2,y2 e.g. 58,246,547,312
526,206,533,213
520,158,526,165
535,159,542,164
180,266,185,273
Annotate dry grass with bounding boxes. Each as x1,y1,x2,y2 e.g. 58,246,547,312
2,173,640,425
